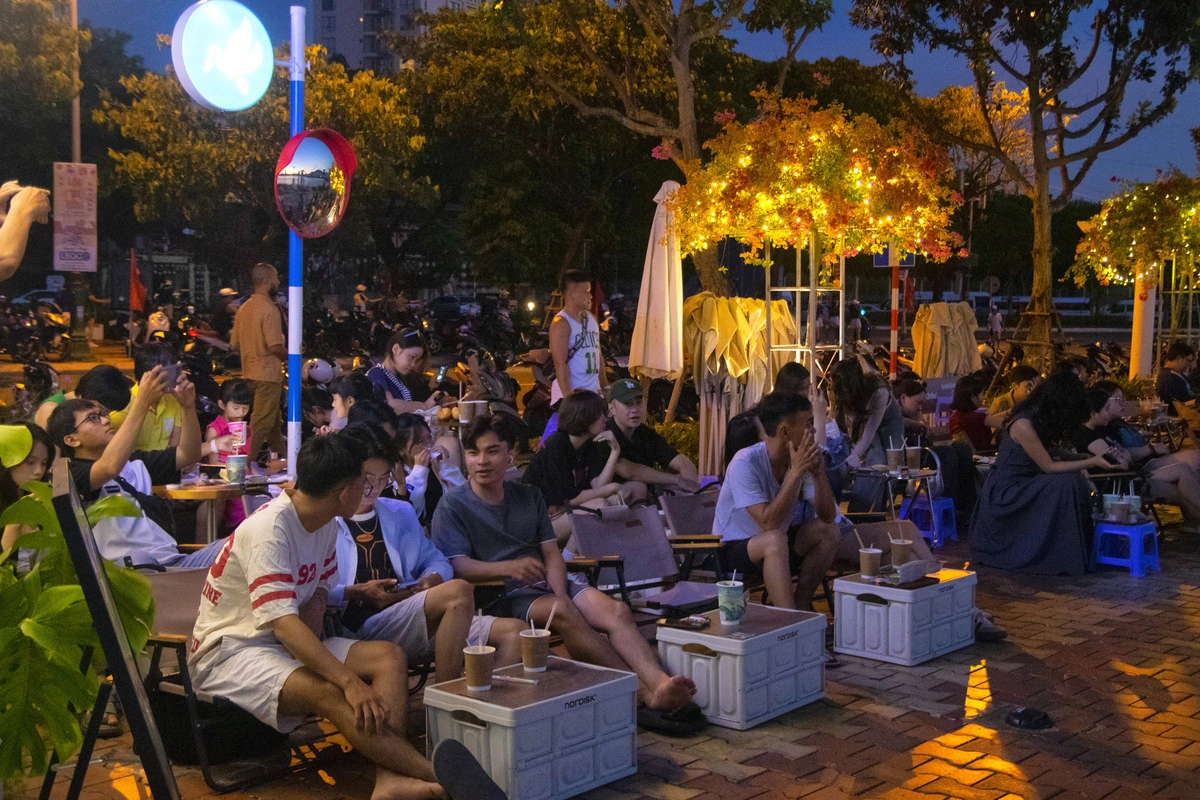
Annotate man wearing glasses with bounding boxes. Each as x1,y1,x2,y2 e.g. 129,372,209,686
327,424,524,685
47,365,234,568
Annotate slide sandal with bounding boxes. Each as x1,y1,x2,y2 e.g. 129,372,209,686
432,739,507,800
637,702,707,736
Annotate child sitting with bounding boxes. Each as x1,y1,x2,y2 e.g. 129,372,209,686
205,379,253,529
948,376,991,452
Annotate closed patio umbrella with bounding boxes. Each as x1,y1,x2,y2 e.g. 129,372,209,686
629,181,685,381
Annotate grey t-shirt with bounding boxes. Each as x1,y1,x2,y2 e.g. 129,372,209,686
713,441,815,542
432,482,556,563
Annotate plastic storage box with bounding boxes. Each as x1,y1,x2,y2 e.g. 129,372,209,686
656,604,826,729
424,657,638,800
833,568,976,666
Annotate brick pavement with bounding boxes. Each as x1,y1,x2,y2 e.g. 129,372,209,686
23,519,1200,800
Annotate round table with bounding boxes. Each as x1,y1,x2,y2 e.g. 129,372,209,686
153,483,244,543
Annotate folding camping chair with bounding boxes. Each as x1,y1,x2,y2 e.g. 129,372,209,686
567,502,723,620
141,569,341,793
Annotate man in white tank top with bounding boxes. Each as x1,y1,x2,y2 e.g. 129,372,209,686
549,270,604,404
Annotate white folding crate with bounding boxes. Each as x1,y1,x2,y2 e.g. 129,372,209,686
424,657,638,800
833,569,976,666
656,604,826,730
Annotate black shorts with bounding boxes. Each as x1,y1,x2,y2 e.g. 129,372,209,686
719,526,805,577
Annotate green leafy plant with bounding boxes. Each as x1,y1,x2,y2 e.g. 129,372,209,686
0,484,154,782
654,420,700,466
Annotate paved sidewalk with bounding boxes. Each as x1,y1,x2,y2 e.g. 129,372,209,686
27,517,1200,800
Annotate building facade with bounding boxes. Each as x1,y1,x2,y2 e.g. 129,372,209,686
313,0,479,72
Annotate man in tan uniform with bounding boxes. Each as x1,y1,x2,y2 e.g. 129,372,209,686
230,263,286,457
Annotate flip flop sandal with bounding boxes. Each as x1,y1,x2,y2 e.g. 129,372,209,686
637,702,706,736
432,739,507,800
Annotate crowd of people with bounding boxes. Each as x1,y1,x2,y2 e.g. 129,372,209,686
6,268,1196,799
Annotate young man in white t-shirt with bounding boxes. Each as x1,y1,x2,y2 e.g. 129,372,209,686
713,391,840,611
190,433,445,800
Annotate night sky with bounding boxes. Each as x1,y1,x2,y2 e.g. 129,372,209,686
80,0,1199,203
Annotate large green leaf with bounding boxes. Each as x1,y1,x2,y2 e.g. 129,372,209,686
0,494,57,537
84,495,143,527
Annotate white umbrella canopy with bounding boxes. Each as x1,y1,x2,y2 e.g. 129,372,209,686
629,181,685,381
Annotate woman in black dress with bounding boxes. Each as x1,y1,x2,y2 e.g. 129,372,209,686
970,371,1110,575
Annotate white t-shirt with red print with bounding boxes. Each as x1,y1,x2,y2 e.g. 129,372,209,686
189,491,340,666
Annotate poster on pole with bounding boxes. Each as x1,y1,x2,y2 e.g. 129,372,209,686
52,162,98,273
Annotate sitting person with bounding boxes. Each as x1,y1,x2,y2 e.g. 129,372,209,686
190,433,448,800
34,364,133,431
347,397,400,438
329,373,384,432
48,366,227,568
1157,341,1196,416
970,371,1111,575
301,388,333,440
522,390,645,546
110,343,185,450
331,424,524,684
895,377,930,444
1074,382,1200,532
712,392,840,611
432,414,697,715
724,409,764,472
205,378,254,531
389,413,466,524
605,379,699,492
985,365,1040,443
1,423,53,552
948,375,992,452
830,357,905,467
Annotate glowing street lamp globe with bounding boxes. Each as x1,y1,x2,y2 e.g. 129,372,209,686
172,0,274,112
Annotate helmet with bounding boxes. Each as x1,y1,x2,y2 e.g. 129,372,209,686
303,358,337,386
24,361,59,400
148,311,170,333
978,343,994,358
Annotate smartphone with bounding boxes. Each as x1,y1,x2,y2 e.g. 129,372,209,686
659,616,710,631
163,363,182,389
388,580,419,592
435,365,449,384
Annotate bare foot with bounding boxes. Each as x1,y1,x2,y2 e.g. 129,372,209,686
648,674,695,711
372,768,445,800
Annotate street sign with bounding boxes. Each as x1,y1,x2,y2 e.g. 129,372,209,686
873,244,915,268
52,162,97,273
172,0,273,112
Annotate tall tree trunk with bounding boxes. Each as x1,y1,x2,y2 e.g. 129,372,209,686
1025,171,1055,367
673,36,729,298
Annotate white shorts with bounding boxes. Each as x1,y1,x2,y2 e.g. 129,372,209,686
192,636,357,733
355,590,496,660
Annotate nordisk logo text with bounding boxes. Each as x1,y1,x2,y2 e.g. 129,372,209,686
564,694,597,710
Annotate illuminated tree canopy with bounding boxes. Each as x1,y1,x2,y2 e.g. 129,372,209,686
669,93,964,266
1071,170,1200,288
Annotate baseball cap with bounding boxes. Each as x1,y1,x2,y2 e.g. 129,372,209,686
356,284,367,292
218,287,237,297
608,379,643,405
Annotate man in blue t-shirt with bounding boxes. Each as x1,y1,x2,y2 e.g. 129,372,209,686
713,392,839,611
1157,341,1196,417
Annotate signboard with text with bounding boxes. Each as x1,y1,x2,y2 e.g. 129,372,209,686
52,162,98,273
873,244,915,269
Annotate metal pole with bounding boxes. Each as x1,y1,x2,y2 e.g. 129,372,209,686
889,262,899,380
286,6,306,472
66,0,92,360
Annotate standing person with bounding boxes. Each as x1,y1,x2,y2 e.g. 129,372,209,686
549,271,604,406
0,181,51,283
212,288,238,339
189,433,452,800
230,263,286,458
829,358,905,467
987,306,1003,346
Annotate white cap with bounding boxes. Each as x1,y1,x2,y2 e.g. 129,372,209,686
219,287,237,296
356,284,367,292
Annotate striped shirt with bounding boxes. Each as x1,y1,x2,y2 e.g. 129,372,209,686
189,491,339,665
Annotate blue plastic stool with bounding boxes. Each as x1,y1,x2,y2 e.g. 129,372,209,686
899,495,958,548
1093,520,1159,577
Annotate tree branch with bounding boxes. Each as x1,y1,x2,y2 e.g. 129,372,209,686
530,62,678,139
691,0,749,44
1041,12,1105,104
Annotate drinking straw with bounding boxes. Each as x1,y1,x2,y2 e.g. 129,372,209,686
855,529,866,550
544,601,558,632
530,618,536,633
474,608,482,647
732,570,738,584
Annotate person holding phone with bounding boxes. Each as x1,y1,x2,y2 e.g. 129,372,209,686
367,328,451,415
329,424,523,685
109,342,185,451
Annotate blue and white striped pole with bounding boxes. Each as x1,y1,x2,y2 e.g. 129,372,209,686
286,5,305,472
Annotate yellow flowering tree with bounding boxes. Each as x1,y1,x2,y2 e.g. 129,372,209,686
1071,171,1200,289
668,94,963,266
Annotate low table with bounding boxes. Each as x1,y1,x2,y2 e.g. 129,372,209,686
424,657,638,800
153,483,244,543
656,604,825,729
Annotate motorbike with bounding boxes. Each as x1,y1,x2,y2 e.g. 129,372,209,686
181,333,222,430
3,302,69,362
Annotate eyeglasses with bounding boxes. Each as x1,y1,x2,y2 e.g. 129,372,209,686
70,411,106,433
362,472,392,493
